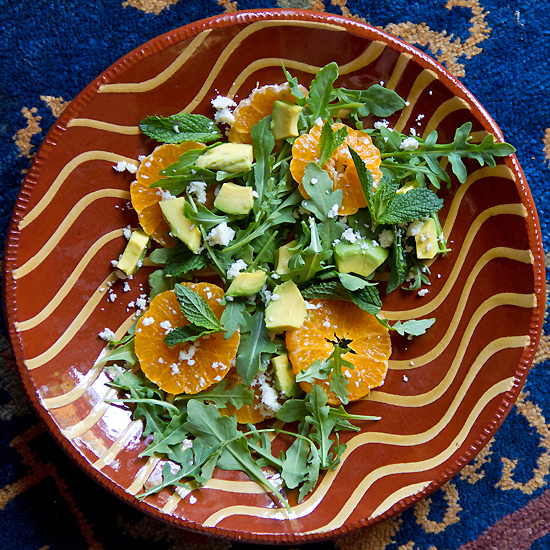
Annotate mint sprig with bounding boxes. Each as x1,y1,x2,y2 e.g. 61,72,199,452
139,112,222,144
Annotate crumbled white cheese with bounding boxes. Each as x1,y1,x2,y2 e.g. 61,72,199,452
374,120,390,129
400,137,420,151
187,181,207,204
158,189,176,201
206,222,236,246
226,259,248,279
341,228,360,243
327,204,340,219
123,281,131,292
378,229,394,248
407,220,424,237
418,288,429,297
99,328,115,341
179,344,198,365
211,95,237,126
123,225,132,240
113,160,138,173
141,316,155,327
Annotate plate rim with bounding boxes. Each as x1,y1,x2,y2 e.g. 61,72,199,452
2,7,546,543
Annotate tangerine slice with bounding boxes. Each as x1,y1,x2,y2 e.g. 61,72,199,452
134,282,239,395
285,299,391,405
219,368,283,424
290,121,382,216
130,141,206,247
228,82,306,144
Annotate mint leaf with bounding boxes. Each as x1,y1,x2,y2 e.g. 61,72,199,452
174,284,223,331
163,324,219,345
139,112,222,144
164,242,209,277
378,187,443,224
318,122,348,167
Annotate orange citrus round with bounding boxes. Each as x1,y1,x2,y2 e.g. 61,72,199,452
285,299,391,405
130,141,206,247
290,121,382,216
228,82,306,144
134,282,239,395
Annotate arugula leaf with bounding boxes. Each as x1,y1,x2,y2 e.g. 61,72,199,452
236,308,279,386
301,162,342,222
103,338,137,365
349,147,375,219
329,85,406,120
176,378,253,409
184,401,289,510
307,62,339,125
220,297,247,339
139,112,222,144
149,269,172,299
386,228,411,294
338,272,374,292
251,116,275,212
174,284,223,332
282,62,308,107
377,316,436,337
281,422,313,490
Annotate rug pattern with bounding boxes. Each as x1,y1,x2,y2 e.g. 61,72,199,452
1,1,549,549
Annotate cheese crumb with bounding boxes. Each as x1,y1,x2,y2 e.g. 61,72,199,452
211,95,236,125
400,137,420,151
378,229,394,248
99,328,115,341
206,222,236,246
227,259,247,279
187,181,207,204
418,288,429,297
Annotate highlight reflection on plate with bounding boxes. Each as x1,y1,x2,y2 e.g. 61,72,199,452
3,9,545,544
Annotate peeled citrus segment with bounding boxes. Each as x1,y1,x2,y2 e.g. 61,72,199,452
228,82,306,144
219,368,283,424
134,282,239,395
130,141,206,247
290,122,382,216
285,299,391,405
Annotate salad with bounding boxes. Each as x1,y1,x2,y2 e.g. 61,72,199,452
102,62,515,510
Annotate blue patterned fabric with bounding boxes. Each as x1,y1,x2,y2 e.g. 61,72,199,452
1,1,549,549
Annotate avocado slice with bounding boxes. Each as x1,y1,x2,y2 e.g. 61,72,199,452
226,270,267,297
271,100,302,140
214,182,255,215
415,218,439,259
274,239,299,274
195,143,253,172
272,354,300,398
116,228,150,276
264,280,307,333
159,197,201,253
334,238,389,277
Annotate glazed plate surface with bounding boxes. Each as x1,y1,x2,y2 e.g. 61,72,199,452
3,9,545,543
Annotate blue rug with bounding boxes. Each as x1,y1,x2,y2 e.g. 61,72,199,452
1,1,549,549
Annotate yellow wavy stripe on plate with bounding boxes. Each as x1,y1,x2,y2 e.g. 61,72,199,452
93,420,143,470
393,69,438,133
382,203,529,322
67,119,141,134
98,31,211,94
421,96,471,138
385,52,412,91
372,334,529,406
16,230,124,330
24,272,119,370
306,378,514,534
20,152,135,230
369,481,431,519
41,314,136,409
202,377,513,527
382,246,532,324
59,387,118,440
389,292,535,371
226,40,387,99
443,165,517,238
182,20,345,112
127,457,161,495
15,194,127,279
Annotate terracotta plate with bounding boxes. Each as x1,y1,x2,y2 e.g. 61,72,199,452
3,9,545,543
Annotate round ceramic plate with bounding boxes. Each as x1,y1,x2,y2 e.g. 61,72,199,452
3,9,545,543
